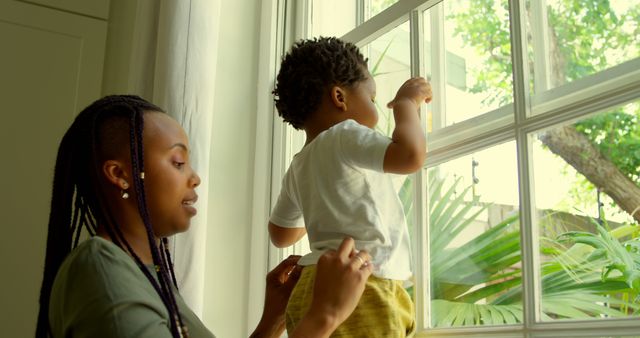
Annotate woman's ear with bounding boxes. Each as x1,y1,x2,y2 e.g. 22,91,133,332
102,160,130,190
330,86,348,112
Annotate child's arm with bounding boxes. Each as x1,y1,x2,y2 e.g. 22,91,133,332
383,77,432,174
269,221,307,248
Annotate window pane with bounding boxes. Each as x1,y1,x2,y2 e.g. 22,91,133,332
425,0,513,128
310,0,357,38
366,0,400,19
528,0,640,93
531,100,640,322
363,21,411,137
427,142,521,328
364,23,413,238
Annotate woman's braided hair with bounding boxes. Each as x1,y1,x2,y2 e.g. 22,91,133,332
36,95,188,338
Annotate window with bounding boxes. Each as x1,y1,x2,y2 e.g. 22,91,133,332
532,102,640,323
427,141,521,328
272,0,640,336
365,21,411,136
434,0,514,126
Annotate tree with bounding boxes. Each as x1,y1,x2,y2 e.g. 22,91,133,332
449,0,640,222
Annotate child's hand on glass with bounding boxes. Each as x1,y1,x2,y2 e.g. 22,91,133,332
387,77,433,109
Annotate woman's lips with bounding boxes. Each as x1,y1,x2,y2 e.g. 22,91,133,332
182,196,198,216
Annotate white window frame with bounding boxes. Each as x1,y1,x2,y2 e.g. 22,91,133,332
247,0,311,334
256,0,640,336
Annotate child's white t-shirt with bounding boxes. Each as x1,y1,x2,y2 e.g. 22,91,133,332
269,119,412,280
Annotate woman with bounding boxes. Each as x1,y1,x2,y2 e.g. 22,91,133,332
36,95,372,337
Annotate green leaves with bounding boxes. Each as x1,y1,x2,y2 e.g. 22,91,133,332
445,0,513,106
575,109,640,185
558,221,640,292
432,299,522,326
448,0,640,163
421,172,640,327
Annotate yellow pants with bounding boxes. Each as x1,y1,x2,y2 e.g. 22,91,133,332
286,265,415,338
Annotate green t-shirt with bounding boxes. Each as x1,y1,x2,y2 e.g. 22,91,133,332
49,237,215,338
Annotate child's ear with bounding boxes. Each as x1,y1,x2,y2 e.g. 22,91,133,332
102,160,131,190
330,86,348,112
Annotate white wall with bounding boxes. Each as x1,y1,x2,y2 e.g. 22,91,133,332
101,0,159,97
0,1,108,335
203,0,262,336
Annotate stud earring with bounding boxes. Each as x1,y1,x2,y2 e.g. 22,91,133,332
121,181,129,199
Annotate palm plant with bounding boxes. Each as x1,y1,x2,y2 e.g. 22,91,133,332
403,171,640,327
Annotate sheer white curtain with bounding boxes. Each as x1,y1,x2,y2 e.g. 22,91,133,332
152,0,221,316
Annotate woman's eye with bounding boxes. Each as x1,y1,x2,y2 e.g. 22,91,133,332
174,162,185,169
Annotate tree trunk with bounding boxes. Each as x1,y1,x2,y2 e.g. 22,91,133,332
539,126,640,224
536,16,640,224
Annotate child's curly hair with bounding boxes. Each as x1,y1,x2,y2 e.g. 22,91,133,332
273,37,368,130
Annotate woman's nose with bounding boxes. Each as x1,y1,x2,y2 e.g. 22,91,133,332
191,171,201,188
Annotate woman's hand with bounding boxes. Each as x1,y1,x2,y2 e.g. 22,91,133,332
251,255,302,338
251,238,373,338
290,237,373,338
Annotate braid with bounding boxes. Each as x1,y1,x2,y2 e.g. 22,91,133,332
36,131,75,337
162,238,180,287
129,109,188,337
71,197,84,248
85,205,98,234
36,95,188,338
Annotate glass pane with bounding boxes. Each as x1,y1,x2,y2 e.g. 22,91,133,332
425,0,513,128
428,142,521,328
363,21,411,138
366,0,400,19
528,0,640,93
310,0,357,38
532,100,640,322
363,23,415,298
